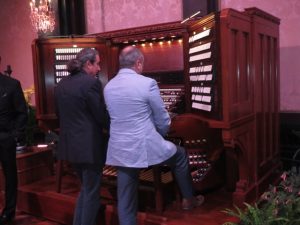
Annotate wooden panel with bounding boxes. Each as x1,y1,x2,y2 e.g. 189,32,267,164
216,8,280,205
220,9,252,122
247,7,281,180
0,147,53,191
141,40,184,73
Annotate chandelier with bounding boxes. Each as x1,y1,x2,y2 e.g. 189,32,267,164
29,0,55,33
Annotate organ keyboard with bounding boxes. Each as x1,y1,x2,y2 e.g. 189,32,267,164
159,85,185,113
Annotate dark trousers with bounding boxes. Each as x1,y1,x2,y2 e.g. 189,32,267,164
72,163,103,225
116,146,194,225
0,136,17,216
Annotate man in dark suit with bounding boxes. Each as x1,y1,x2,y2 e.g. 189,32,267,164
0,56,28,225
54,48,109,225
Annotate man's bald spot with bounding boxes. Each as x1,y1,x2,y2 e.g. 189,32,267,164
121,46,135,55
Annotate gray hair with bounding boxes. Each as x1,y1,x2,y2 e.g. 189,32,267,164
67,48,99,73
119,46,144,69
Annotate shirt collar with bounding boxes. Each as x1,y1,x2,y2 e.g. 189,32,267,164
118,68,139,76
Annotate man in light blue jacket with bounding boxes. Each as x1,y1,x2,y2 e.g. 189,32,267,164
104,46,204,225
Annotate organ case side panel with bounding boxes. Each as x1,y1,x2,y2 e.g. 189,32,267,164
219,9,261,205
218,8,280,205
219,10,256,203
219,9,253,124
245,7,281,195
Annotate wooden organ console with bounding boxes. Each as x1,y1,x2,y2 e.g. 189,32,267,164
32,7,281,207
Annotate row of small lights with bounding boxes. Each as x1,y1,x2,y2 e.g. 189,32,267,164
120,36,183,46
134,39,182,47
70,38,183,48
69,39,183,49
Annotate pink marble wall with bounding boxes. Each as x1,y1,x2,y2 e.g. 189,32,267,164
85,0,182,33
0,0,37,91
221,0,300,111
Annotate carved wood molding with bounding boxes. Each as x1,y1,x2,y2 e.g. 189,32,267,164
244,7,280,24
96,21,188,44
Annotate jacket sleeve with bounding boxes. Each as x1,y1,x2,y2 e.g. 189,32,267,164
54,86,60,118
13,81,28,137
86,79,110,129
148,79,170,136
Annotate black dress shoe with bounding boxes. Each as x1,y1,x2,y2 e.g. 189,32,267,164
0,213,15,225
182,195,205,210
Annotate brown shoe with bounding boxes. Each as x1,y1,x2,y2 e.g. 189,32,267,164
182,195,205,210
